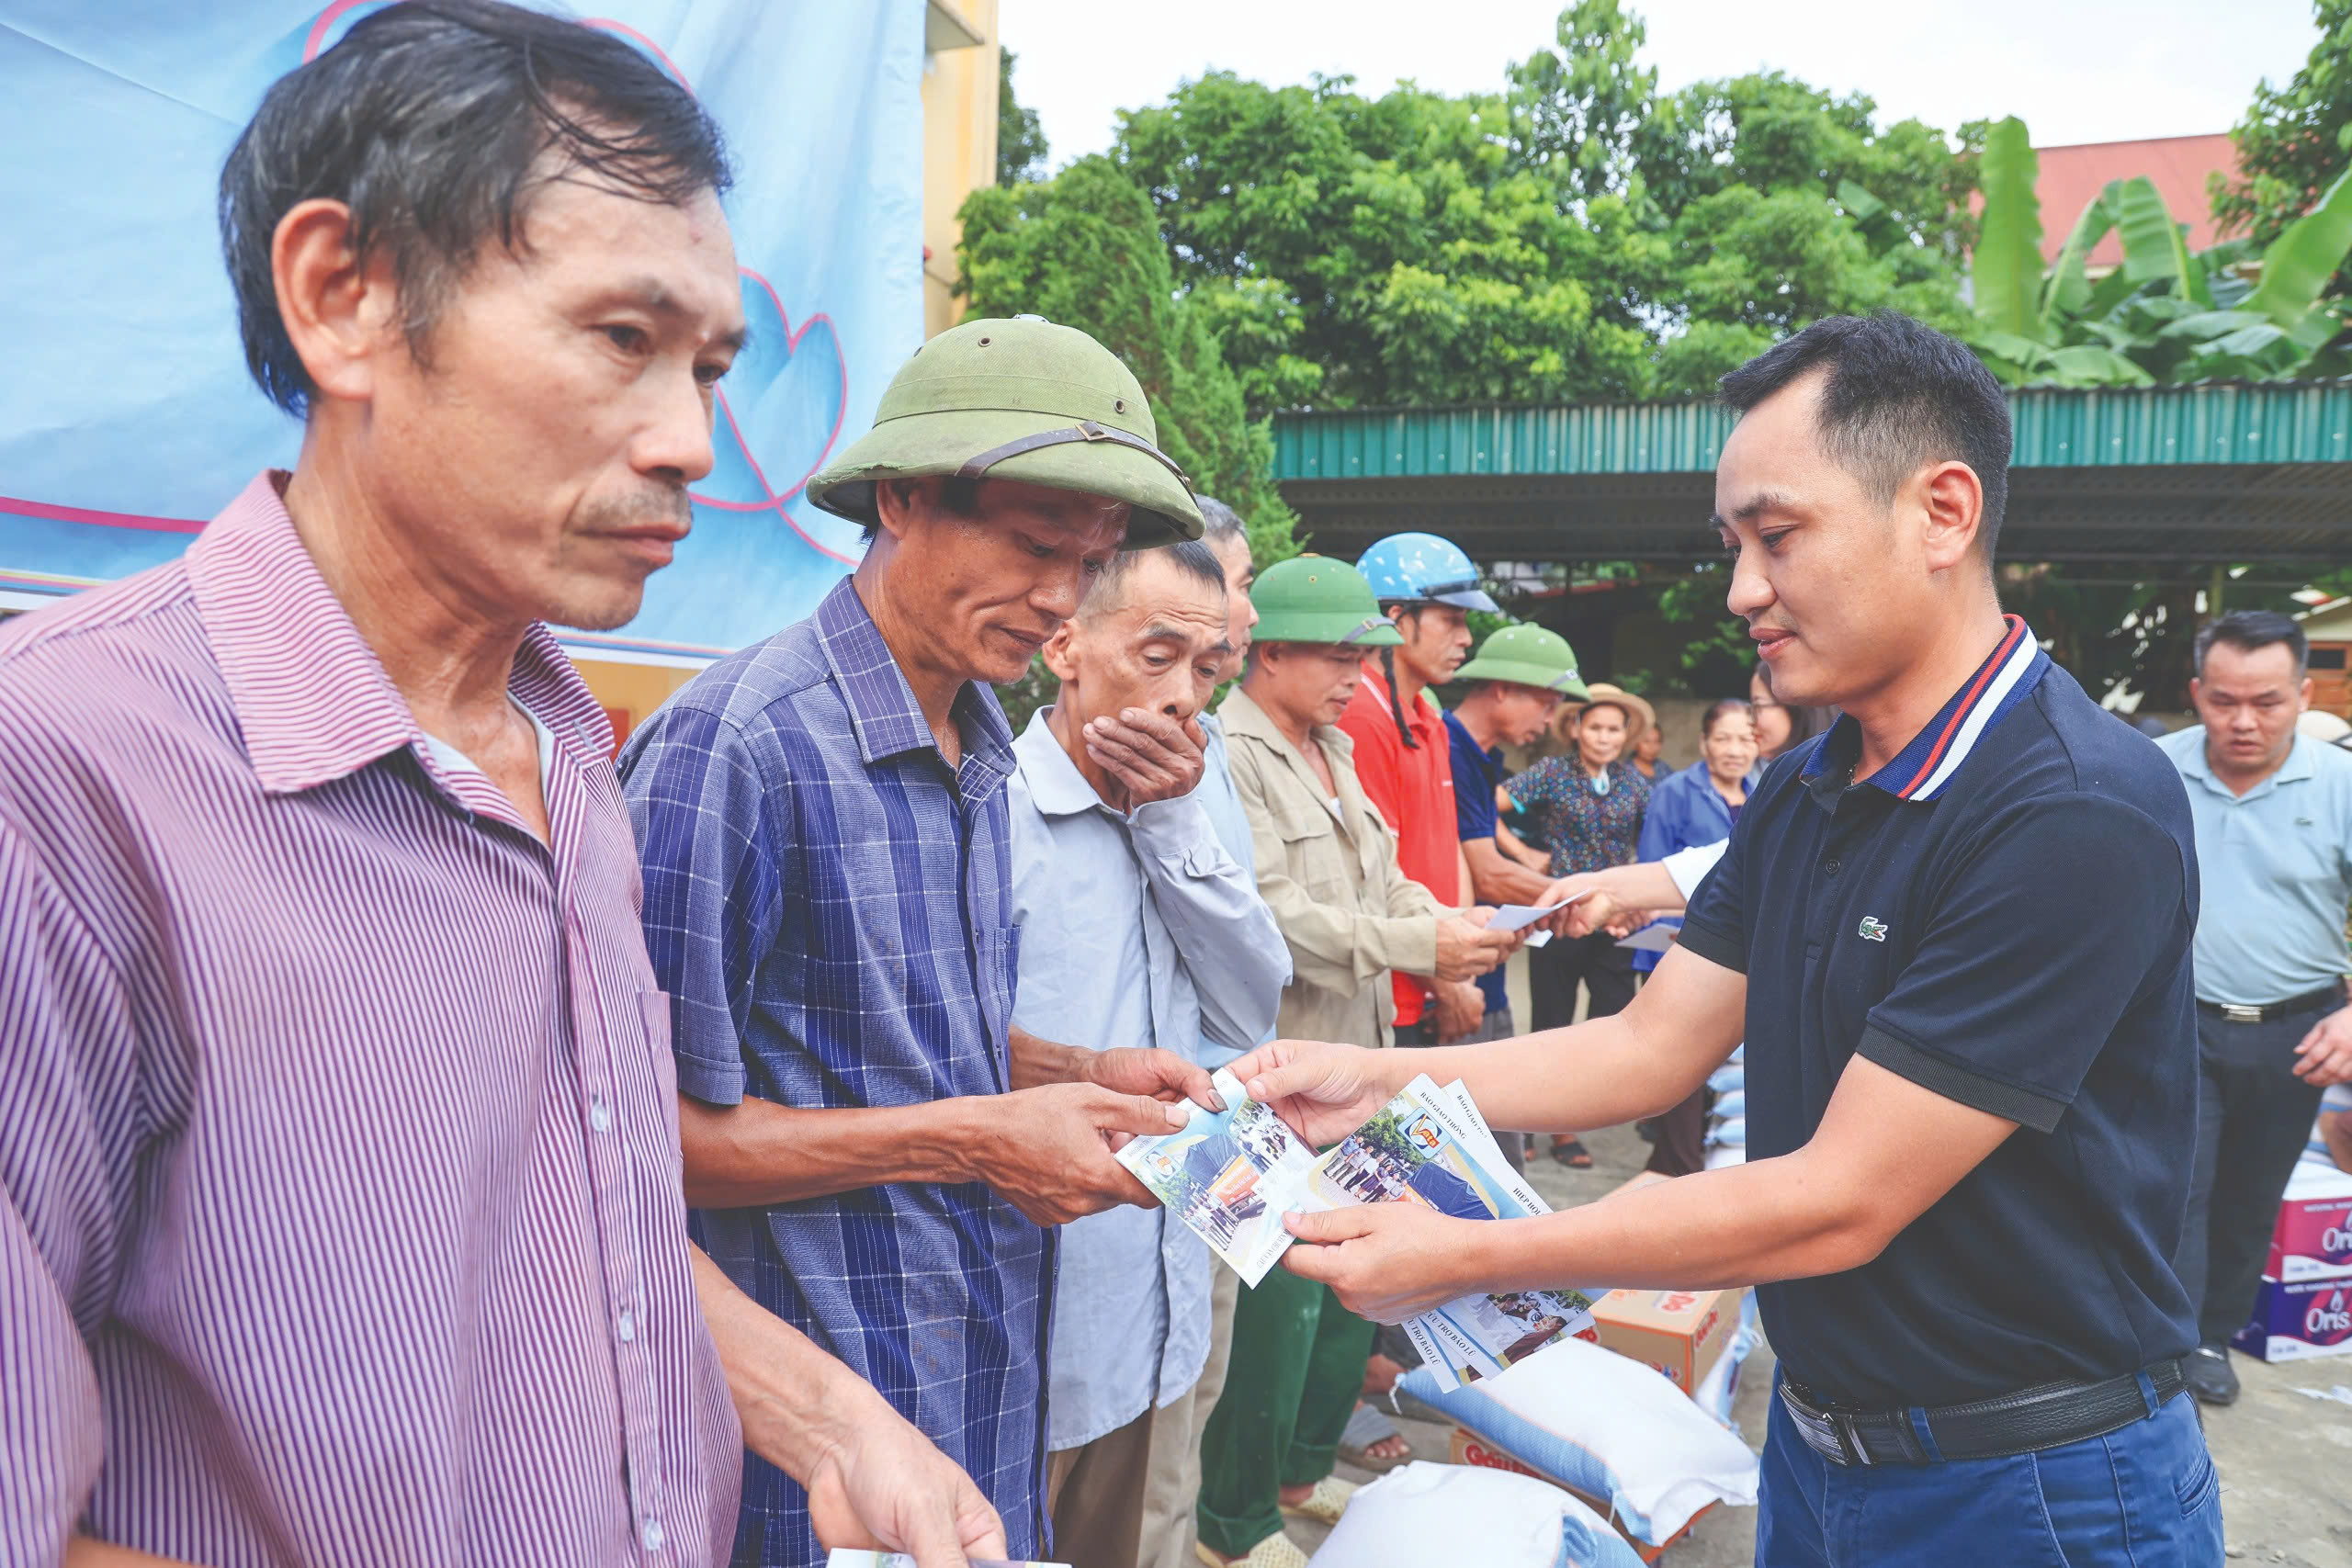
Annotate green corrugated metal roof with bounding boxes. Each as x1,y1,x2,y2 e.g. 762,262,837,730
1270,383,2352,564
1271,382,2352,481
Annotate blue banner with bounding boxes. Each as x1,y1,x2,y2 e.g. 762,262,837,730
0,1,920,656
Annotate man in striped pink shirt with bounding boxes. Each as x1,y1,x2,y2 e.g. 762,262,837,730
0,6,1000,1566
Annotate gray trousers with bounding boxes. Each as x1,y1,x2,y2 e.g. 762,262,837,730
2176,1001,2332,1348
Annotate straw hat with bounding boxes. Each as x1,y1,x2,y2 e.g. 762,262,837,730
1574,682,1655,753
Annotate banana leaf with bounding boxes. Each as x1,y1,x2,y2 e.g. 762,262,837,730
2039,184,2116,334
2157,309,2271,340
2046,344,2155,386
2245,164,2352,331
2111,176,2212,308
1972,118,2044,340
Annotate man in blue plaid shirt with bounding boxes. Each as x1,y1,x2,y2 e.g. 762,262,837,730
621,318,1221,1566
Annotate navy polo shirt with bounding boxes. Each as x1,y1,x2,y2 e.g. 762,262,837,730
1679,616,2202,1409
1445,710,1511,1017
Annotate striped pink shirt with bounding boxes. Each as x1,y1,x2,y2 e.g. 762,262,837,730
0,474,741,1564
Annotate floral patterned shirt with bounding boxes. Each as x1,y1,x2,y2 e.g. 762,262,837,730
1505,755,1654,878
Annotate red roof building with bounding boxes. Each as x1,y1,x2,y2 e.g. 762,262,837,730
2029,134,2238,265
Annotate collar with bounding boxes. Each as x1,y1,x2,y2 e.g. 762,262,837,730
1804,615,2048,804
1220,685,1355,770
1014,707,1110,818
1356,659,1442,730
1442,707,1501,763
2177,728,2317,795
815,576,1015,781
185,472,612,796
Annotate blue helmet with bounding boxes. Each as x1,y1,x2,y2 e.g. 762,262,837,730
1356,532,1498,613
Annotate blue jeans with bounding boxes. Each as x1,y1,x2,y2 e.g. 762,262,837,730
1757,1373,2223,1566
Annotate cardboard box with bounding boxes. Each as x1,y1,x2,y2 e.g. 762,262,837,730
2267,1160,2352,1283
2233,1275,2352,1363
1589,1285,1744,1396
1446,1427,1700,1564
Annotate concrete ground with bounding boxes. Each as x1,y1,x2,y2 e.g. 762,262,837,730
1271,956,2352,1565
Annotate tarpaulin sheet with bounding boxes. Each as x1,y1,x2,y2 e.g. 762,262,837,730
0,1,920,656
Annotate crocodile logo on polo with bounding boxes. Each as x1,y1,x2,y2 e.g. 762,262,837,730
1857,916,1890,943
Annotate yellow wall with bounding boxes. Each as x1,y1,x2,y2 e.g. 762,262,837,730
920,0,1001,340
571,657,705,753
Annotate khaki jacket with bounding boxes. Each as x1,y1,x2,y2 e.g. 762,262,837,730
1218,686,1445,1049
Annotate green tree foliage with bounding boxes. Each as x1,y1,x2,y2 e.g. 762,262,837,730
996,48,1049,187
2214,0,2352,295
958,156,1303,570
1099,0,1977,412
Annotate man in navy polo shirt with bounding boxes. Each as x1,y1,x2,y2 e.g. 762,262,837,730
1235,312,2221,1565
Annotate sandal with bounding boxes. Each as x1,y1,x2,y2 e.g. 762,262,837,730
1551,1137,1594,1168
1277,1473,1359,1526
1337,1400,1410,1473
1196,1534,1310,1568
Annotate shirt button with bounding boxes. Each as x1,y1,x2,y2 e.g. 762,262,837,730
640,1517,665,1552
590,1098,612,1134
1822,858,1842,875
617,1309,636,1344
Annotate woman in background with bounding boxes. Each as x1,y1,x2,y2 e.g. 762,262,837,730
1628,720,1667,783
1630,698,1758,1175
1503,684,1655,1166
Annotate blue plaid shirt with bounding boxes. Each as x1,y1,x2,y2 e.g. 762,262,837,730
618,577,1048,1567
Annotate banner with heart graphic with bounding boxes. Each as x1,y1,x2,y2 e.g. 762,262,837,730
0,1,921,657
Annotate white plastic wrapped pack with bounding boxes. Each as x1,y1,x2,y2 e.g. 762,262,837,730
1306,1461,1645,1568
1690,1291,1764,1427
1398,1334,1759,1547
1709,1115,1746,1147
1703,1142,1747,1170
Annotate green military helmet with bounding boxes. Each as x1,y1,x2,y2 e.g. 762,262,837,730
805,316,1204,547
1249,556,1403,648
1453,622,1589,696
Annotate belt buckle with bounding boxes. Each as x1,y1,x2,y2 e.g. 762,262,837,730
1779,1385,1873,1467
2219,1002,2265,1024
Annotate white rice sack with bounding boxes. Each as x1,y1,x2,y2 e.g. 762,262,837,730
1703,1144,1747,1170
1399,1335,1758,1546
1306,1461,1644,1568
1706,1062,1745,1096
1709,1115,1746,1148
1712,1089,1746,1120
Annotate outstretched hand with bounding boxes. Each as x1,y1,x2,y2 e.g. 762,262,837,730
1279,1203,1483,1323
808,1405,1010,1568
1087,1044,1225,1111
1224,1038,1395,1148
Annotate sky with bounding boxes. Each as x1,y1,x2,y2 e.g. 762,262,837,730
1002,0,2323,164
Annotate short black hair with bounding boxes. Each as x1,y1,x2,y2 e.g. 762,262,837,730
1718,311,2013,558
1080,536,1229,620
220,0,730,416
2195,609,2306,675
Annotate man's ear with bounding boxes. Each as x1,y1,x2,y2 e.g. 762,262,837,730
1917,460,1986,575
1041,619,1082,684
873,479,930,545
273,197,401,407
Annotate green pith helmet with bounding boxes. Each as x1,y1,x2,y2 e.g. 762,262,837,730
806,316,1204,547
1249,556,1403,648
1453,622,1589,696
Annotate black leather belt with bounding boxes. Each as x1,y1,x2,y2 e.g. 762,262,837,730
1778,1359,2186,1467
2197,982,2346,1025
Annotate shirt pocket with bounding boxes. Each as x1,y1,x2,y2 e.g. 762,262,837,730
1269,796,1350,903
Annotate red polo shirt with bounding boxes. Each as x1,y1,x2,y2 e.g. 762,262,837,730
1340,661,1460,1028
